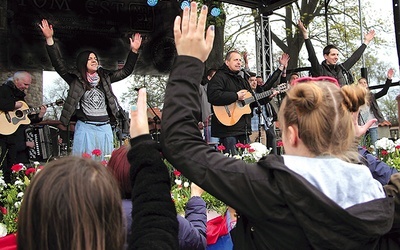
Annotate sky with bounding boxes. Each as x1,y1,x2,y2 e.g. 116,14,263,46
43,0,400,107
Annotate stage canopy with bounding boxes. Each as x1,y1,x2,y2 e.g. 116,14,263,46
1,0,296,75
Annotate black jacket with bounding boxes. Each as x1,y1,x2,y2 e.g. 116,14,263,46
0,81,42,164
305,39,367,86
46,42,138,126
128,135,179,250
207,64,251,137
369,78,392,123
161,56,399,249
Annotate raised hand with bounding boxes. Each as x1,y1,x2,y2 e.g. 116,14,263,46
173,2,215,62
130,88,150,138
279,53,290,68
364,30,375,45
297,20,309,39
38,19,54,45
387,68,394,80
130,33,142,53
353,111,377,137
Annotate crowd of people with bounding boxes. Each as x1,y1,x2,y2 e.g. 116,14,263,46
0,1,400,250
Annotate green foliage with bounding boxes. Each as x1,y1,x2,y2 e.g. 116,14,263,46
164,159,227,215
201,192,227,215
0,164,42,235
378,91,399,126
120,74,168,109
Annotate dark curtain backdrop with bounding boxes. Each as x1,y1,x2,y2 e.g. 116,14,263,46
6,0,180,74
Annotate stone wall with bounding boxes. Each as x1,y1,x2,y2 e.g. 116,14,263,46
0,70,44,107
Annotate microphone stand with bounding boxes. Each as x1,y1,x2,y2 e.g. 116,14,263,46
250,88,268,144
339,63,352,85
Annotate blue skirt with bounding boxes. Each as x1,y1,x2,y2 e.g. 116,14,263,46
72,120,113,160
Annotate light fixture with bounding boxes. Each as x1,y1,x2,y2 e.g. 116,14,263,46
180,0,190,9
147,0,158,7
210,5,221,17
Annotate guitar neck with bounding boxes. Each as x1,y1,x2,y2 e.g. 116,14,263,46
25,102,56,115
244,89,273,105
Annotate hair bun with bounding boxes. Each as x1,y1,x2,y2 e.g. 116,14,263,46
287,83,322,114
341,85,367,112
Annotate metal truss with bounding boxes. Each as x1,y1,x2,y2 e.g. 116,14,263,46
255,13,272,80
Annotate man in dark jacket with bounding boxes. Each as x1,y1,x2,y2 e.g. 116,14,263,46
0,72,46,182
298,20,375,86
207,51,252,154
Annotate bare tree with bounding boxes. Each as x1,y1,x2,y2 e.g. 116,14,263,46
43,77,68,120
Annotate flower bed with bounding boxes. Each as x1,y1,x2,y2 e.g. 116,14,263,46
167,142,270,215
0,162,43,236
373,137,400,171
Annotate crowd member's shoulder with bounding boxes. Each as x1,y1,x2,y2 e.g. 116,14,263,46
257,154,285,170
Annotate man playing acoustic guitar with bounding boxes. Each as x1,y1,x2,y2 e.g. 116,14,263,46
0,71,47,183
207,51,252,154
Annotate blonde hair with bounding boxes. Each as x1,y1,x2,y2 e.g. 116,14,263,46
17,156,124,250
279,81,366,161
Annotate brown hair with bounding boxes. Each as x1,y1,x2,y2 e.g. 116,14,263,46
279,81,366,161
17,156,124,250
107,145,132,199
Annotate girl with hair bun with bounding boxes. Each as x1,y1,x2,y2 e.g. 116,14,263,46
160,4,400,248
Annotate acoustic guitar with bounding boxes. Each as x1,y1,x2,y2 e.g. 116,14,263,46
213,83,288,126
0,99,64,135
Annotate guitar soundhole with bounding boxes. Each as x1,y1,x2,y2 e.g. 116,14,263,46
15,110,23,118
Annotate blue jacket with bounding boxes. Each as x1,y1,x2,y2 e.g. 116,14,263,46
358,146,398,185
122,197,207,250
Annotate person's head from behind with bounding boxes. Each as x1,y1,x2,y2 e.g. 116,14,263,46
13,71,32,92
224,51,242,72
17,156,124,250
107,145,132,199
323,44,339,65
279,77,366,161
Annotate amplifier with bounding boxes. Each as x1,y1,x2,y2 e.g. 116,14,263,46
25,125,60,161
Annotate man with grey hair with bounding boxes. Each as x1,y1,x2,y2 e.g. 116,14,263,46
0,71,46,182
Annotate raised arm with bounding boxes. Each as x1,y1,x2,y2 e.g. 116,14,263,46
298,20,320,76
39,19,75,84
128,88,179,249
177,183,207,250
161,2,272,217
375,68,394,100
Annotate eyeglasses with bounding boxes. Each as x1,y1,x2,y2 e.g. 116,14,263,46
291,76,340,88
